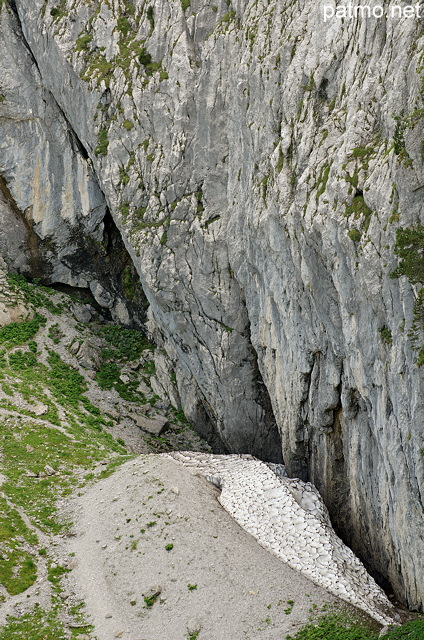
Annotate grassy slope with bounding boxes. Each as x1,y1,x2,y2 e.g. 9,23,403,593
0,273,200,638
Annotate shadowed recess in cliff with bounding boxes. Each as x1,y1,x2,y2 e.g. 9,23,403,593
0,173,148,329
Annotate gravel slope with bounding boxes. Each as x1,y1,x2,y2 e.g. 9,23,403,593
65,455,352,640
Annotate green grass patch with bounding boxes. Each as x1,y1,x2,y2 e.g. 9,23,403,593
96,362,121,389
0,604,67,640
96,324,153,360
75,33,92,51
285,611,424,640
94,128,109,156
0,498,38,595
0,415,124,534
390,226,424,365
47,564,70,590
46,351,87,406
316,165,330,201
0,315,45,349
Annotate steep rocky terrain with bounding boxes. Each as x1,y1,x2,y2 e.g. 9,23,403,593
0,270,409,639
0,0,423,614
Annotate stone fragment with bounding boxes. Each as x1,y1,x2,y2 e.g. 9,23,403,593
131,414,169,435
44,464,56,476
186,619,202,635
136,381,151,396
69,341,80,355
32,403,49,416
144,585,162,599
76,341,101,370
0,302,33,327
71,304,92,323
105,408,120,420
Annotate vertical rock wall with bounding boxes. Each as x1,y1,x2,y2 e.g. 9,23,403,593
0,5,146,325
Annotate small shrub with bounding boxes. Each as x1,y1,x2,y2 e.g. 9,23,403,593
94,128,109,156
348,229,361,243
147,5,154,32
390,226,424,284
344,195,372,221
138,47,152,66
390,226,424,366
8,350,37,370
144,593,159,607
379,326,393,345
351,146,374,159
117,16,130,37
75,33,93,52
48,323,63,344
46,351,87,405
393,112,407,155
96,324,152,360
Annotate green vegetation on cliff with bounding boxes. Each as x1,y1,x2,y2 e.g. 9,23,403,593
390,226,424,365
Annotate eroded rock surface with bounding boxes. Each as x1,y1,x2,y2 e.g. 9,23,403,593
0,0,422,610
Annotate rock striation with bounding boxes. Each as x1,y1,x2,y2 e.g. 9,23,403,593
0,0,422,610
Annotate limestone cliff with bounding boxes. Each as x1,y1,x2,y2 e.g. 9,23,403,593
0,0,423,611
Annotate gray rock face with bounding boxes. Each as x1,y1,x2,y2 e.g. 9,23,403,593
0,0,422,611
0,5,147,327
